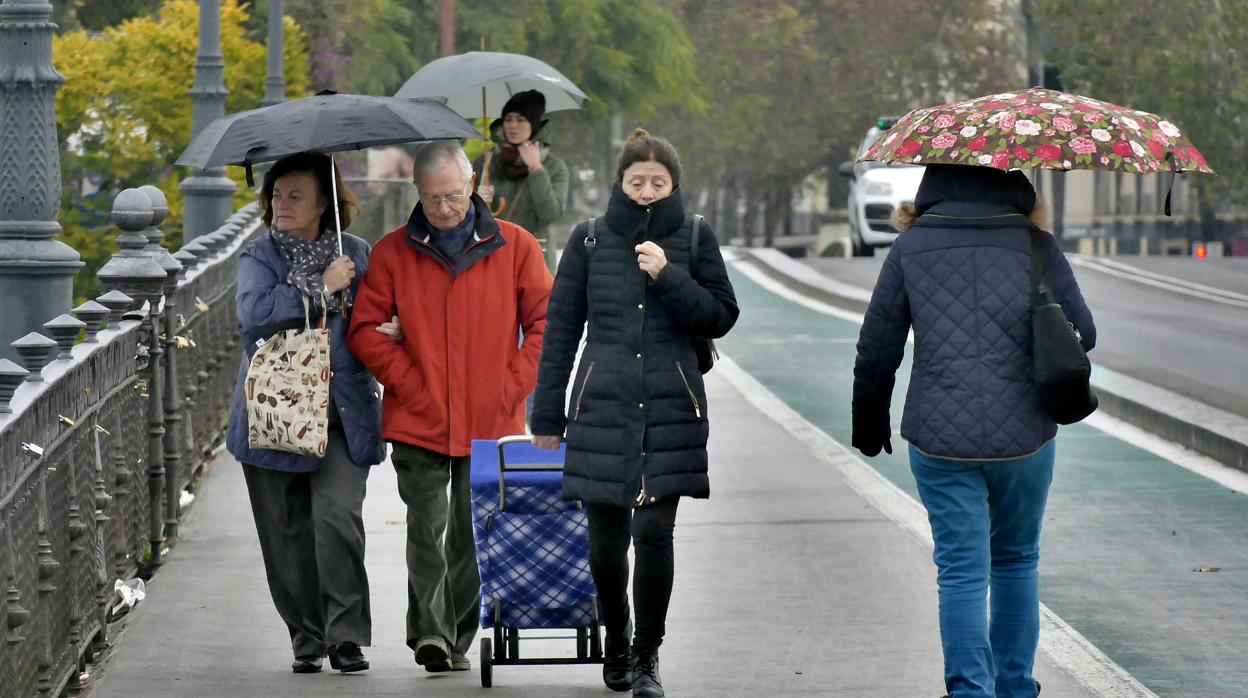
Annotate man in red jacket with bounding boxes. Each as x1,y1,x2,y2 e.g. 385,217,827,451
348,140,552,673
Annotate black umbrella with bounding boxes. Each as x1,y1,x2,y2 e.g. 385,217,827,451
176,91,480,252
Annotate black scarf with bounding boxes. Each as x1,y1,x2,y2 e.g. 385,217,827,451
271,227,350,314
603,184,686,242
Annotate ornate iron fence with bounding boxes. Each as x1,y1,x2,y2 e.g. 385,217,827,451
0,189,262,698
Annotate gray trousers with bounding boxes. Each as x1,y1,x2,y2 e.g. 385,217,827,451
243,430,371,657
391,442,480,654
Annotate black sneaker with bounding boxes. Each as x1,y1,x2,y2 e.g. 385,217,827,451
328,642,369,673
631,651,663,697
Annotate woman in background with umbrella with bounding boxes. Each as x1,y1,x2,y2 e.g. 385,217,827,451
475,89,569,273
225,151,385,675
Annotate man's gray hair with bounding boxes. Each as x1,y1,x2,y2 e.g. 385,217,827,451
411,140,473,191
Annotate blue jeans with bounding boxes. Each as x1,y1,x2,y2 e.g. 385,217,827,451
909,441,1055,698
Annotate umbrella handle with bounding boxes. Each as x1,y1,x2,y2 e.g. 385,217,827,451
330,153,344,256
481,147,506,215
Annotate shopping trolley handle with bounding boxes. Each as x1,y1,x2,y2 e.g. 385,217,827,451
496,435,565,472
496,434,567,513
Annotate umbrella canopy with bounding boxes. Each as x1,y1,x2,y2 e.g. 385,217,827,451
175,91,480,172
394,51,589,118
858,87,1213,175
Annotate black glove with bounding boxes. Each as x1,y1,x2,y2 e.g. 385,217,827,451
856,438,893,458
852,424,893,458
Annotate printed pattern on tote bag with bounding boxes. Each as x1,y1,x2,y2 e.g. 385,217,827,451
245,294,332,456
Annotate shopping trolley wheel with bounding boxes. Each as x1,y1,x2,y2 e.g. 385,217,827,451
480,637,493,688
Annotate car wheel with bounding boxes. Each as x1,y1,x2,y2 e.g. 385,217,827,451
851,230,873,257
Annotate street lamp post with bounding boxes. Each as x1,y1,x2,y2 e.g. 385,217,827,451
261,0,285,107
180,0,236,242
0,0,84,362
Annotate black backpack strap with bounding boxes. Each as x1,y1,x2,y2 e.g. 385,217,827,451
689,214,704,275
584,217,597,249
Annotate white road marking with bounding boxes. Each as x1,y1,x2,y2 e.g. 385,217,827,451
1069,255,1248,308
1084,410,1248,494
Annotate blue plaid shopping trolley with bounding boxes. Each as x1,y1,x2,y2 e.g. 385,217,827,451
469,435,604,688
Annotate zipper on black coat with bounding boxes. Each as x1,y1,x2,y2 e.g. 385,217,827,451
676,361,702,418
573,361,595,420
635,206,653,507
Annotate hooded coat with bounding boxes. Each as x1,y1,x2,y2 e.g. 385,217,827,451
852,165,1096,460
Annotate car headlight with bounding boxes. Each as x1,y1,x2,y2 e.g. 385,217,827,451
863,181,893,196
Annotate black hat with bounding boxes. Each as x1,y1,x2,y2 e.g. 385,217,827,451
914,164,1036,216
500,90,548,137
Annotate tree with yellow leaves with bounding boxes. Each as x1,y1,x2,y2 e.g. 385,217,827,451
53,0,310,301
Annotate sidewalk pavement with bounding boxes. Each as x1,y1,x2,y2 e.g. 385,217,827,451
85,369,1103,697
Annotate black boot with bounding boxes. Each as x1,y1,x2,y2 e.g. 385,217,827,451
603,628,632,692
631,651,663,697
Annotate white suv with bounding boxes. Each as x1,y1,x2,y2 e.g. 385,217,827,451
838,119,924,256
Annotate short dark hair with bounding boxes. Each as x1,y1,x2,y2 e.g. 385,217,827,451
259,151,358,231
615,128,682,187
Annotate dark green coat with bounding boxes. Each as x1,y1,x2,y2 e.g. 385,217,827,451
474,148,569,271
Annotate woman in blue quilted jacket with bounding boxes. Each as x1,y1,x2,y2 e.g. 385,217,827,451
226,152,388,676
851,164,1095,698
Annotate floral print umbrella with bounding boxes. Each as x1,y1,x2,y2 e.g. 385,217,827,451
858,87,1213,175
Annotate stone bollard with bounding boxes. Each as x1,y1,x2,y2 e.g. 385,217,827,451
43,314,86,360
96,188,169,572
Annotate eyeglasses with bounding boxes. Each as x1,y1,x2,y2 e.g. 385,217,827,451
420,191,469,208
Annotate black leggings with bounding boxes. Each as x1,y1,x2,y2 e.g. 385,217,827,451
585,497,680,655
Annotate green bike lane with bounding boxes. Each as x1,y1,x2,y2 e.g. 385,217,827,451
717,262,1248,698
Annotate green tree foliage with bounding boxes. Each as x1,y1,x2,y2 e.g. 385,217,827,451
1035,0,1248,226
242,0,698,180
654,0,1022,243
53,0,310,302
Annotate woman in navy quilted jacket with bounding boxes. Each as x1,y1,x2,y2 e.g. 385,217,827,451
852,164,1095,698
531,129,739,697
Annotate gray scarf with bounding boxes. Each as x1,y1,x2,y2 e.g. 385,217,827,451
270,228,350,314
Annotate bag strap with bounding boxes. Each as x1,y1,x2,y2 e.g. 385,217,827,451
584,217,597,249
301,293,313,330
1027,226,1059,306
689,214,703,268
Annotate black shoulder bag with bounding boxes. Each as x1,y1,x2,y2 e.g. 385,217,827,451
584,215,717,374
1028,226,1097,424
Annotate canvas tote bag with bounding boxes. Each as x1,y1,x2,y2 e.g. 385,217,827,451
245,293,332,456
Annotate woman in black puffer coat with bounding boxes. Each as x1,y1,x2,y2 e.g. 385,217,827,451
531,129,738,697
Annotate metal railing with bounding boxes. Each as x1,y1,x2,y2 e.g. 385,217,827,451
0,189,262,698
